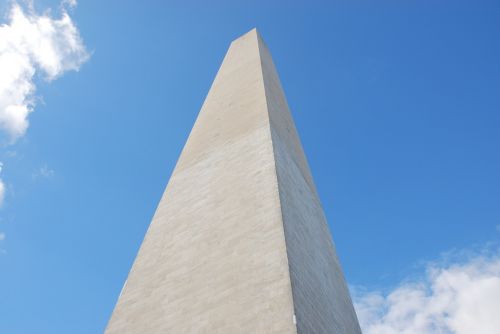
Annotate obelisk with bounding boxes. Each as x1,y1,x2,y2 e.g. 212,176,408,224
105,29,361,333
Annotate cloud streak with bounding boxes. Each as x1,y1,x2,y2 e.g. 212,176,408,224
354,248,500,334
0,162,4,206
32,163,55,179
0,1,89,143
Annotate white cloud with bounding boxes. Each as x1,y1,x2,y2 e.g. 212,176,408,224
0,1,88,207
0,232,5,241
354,249,500,334
0,1,89,143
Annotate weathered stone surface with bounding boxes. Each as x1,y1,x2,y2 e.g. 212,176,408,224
105,29,361,334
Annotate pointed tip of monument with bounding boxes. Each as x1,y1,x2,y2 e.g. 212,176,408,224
246,27,259,35
233,27,259,40
232,27,266,47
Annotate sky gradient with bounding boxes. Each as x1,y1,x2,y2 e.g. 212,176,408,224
0,1,499,333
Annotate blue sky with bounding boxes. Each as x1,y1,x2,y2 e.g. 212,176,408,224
0,1,499,333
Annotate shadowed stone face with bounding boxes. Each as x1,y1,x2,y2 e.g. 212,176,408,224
105,29,361,334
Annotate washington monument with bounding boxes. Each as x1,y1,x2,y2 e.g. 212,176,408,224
106,29,361,333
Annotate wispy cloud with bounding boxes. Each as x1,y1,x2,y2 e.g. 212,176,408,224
0,232,5,255
0,181,4,206
0,0,89,143
0,162,5,206
61,0,78,9
354,247,500,334
32,163,55,179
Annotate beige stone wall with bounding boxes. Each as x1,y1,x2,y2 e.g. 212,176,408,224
105,29,296,334
106,29,361,333
257,34,362,333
